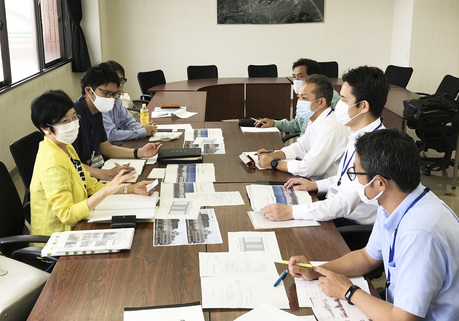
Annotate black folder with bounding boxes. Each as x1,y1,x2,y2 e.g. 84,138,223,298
157,148,203,164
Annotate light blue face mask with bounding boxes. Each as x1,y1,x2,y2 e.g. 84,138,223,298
296,98,320,119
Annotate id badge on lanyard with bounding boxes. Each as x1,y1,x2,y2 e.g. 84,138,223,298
90,151,104,168
326,181,341,198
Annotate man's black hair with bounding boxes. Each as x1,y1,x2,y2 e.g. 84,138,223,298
106,60,125,77
305,74,333,107
31,90,74,134
355,128,421,193
292,58,321,76
341,66,390,118
80,62,120,95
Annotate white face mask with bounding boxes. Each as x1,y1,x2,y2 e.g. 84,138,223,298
89,88,115,113
293,80,305,94
334,99,363,126
356,175,385,206
54,119,80,145
296,98,320,120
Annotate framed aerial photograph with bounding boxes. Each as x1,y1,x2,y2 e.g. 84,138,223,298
217,0,324,24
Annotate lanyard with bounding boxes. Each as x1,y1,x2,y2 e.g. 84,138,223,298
385,187,430,293
337,120,383,186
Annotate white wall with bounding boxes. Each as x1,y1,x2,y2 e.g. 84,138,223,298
81,0,102,65
98,0,395,99
390,0,414,67
408,0,459,93
0,64,82,172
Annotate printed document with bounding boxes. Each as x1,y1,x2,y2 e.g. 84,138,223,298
149,131,182,142
155,198,200,220
240,126,280,133
124,302,205,321
184,128,223,141
199,252,289,309
185,191,244,206
227,231,282,261
164,163,216,183
101,159,146,182
153,209,222,246
235,303,312,321
246,184,312,211
184,137,226,155
160,182,215,199
89,193,158,222
247,211,320,229
157,124,193,131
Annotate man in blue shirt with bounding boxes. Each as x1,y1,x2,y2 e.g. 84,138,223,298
103,61,157,145
73,62,162,181
288,129,459,320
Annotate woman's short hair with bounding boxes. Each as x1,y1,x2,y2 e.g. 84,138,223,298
31,90,74,134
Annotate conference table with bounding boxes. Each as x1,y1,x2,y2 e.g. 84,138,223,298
28,94,377,320
149,77,419,131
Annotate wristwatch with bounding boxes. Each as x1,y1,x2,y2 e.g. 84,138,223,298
344,285,360,305
123,187,129,194
270,158,280,170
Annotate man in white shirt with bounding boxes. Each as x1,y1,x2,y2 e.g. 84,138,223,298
257,75,348,181
260,66,390,226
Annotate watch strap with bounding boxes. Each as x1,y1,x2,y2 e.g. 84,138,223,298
345,285,360,305
271,158,280,170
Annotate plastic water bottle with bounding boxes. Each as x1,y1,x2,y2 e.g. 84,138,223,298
140,103,149,125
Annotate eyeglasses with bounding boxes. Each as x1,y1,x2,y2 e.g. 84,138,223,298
54,114,81,125
96,87,121,99
347,166,389,181
347,166,371,181
119,77,127,84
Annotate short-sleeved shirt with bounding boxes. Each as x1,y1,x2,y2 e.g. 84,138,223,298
366,184,459,319
73,96,108,165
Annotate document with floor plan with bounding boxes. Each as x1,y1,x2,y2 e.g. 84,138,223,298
160,182,215,199
247,211,320,229
227,231,282,261
155,198,201,220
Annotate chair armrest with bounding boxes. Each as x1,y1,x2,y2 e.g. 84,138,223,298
0,234,49,246
12,247,58,272
140,94,152,101
415,92,430,96
132,99,150,105
282,132,300,143
337,224,374,235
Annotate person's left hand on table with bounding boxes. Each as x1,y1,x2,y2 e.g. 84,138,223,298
260,203,293,221
314,266,353,300
138,143,162,158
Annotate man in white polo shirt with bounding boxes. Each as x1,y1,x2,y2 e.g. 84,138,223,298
260,66,390,227
257,74,347,181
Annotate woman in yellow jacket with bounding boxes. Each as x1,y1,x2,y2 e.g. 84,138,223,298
30,90,153,236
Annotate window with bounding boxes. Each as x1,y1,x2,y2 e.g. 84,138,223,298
0,0,70,89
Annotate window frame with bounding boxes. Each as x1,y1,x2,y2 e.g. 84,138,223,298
0,0,71,93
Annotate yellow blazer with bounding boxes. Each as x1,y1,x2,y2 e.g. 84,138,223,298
30,137,106,236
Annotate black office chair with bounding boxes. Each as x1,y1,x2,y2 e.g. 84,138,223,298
385,65,413,88
0,161,56,272
318,61,339,78
248,64,278,78
10,131,43,225
416,74,459,99
137,69,166,101
187,65,218,80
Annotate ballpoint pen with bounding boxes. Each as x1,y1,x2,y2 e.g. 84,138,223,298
274,269,288,287
259,150,275,155
275,260,313,268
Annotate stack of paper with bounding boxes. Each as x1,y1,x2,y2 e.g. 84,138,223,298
164,163,216,183
89,193,159,222
199,231,289,309
41,228,135,257
124,302,205,321
240,127,280,133
246,184,312,211
153,209,223,246
101,159,146,182
235,303,315,321
183,128,225,154
151,106,198,119
157,124,193,131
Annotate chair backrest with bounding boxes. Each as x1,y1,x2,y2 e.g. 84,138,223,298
137,70,166,97
0,161,25,239
385,65,414,88
435,74,459,99
318,61,339,78
187,65,218,80
247,64,278,78
9,131,43,190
